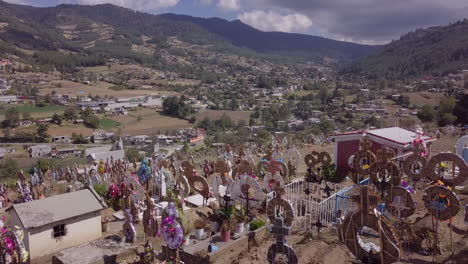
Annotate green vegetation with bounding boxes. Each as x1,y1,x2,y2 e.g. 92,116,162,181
125,148,143,162
0,157,19,181
249,219,266,231
99,118,121,128
344,19,468,78
108,85,127,91
0,105,65,115
162,96,195,119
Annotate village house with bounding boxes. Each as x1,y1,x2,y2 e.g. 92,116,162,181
86,140,125,164
329,127,437,177
52,136,71,144
29,145,52,158
0,95,18,103
7,188,107,260
91,130,114,143
51,148,82,158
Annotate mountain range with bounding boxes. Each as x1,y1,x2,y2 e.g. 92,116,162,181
0,0,376,67
342,19,468,79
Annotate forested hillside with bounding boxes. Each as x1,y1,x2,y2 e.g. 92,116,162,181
342,20,468,79
0,0,376,72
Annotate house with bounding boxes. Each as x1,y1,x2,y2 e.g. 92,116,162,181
7,188,107,260
52,136,71,144
18,120,33,128
329,127,437,177
0,95,18,103
91,130,114,143
86,139,125,163
29,145,52,158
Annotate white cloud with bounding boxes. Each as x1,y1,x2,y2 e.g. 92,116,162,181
238,10,312,33
216,0,240,12
76,0,180,10
250,0,468,43
198,0,213,5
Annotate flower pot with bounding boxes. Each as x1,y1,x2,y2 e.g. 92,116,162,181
183,235,190,246
195,228,205,240
221,230,230,242
210,221,220,232
236,222,244,233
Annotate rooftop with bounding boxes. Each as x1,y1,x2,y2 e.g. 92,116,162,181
331,126,436,145
8,188,106,229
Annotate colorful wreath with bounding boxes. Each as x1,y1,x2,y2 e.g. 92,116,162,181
161,216,184,249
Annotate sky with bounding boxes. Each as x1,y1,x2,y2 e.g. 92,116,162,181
4,0,468,44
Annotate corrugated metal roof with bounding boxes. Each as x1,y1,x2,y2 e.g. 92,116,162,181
8,188,106,229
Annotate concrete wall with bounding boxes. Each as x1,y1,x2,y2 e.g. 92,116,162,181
8,210,29,254
27,211,102,259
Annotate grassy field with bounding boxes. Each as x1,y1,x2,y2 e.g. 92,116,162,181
195,110,251,123
99,118,121,128
406,91,444,107
0,104,65,115
39,80,177,97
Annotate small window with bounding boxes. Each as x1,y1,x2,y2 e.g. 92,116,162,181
53,224,66,238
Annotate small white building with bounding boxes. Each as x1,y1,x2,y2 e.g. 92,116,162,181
7,188,107,260
29,144,52,158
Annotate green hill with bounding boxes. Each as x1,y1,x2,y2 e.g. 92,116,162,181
0,0,377,71
342,20,468,79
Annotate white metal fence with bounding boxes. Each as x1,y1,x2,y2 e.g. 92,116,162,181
267,180,348,231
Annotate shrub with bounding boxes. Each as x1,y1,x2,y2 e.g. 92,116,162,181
249,219,266,231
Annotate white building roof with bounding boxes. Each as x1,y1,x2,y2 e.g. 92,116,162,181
7,188,106,229
366,127,435,145
331,127,437,146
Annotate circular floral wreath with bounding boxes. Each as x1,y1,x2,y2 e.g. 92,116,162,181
161,216,184,249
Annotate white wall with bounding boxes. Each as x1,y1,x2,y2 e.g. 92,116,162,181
8,210,29,254
27,211,102,259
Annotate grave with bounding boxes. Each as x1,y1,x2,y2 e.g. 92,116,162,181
51,236,137,264
163,226,267,264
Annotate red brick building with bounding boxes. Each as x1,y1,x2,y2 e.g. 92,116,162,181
330,127,437,177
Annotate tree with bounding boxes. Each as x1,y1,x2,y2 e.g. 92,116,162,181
2,108,19,128
229,99,239,110
437,97,457,126
84,114,100,129
318,86,331,104
64,106,78,120
71,132,89,144
52,113,63,125
36,124,49,142
0,157,19,180
318,116,334,135
454,94,468,125
125,148,142,162
417,105,435,122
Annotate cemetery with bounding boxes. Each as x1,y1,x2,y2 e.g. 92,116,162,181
0,126,466,263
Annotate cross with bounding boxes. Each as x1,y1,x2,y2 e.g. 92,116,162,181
376,147,395,163
350,186,379,223
389,195,410,220
321,184,332,198
271,218,291,242
312,218,325,238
